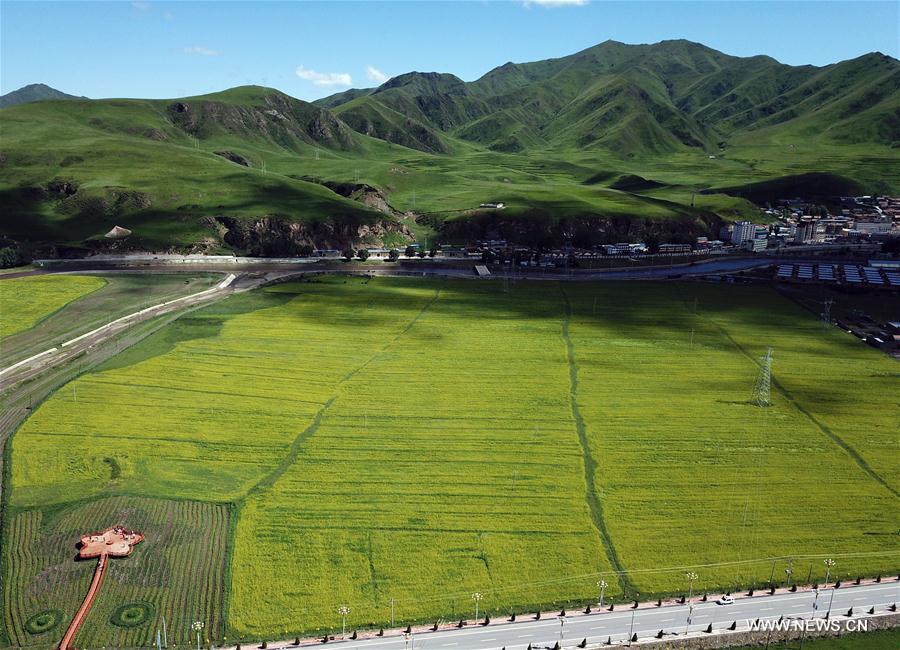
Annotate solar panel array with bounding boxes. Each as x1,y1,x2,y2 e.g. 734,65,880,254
844,265,863,284
862,267,885,285
774,263,897,287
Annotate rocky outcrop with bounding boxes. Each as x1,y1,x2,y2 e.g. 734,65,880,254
212,215,412,255
438,212,724,248
306,179,400,215
214,150,251,166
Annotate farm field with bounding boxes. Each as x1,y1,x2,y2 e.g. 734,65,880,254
2,277,898,646
0,272,222,367
3,496,229,648
0,275,106,342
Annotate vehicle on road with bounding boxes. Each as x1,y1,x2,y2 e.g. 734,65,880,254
717,595,735,605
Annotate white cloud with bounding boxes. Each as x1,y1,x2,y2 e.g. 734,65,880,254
131,1,151,10
183,46,221,57
524,0,588,7
366,65,390,84
295,65,352,87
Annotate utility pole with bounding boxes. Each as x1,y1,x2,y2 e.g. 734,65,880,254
686,572,698,602
824,558,835,585
163,616,167,647
684,603,693,635
390,598,395,627
628,608,636,645
191,621,204,650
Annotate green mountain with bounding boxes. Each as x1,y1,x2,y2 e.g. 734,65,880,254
1,41,898,257
318,39,900,155
0,83,84,108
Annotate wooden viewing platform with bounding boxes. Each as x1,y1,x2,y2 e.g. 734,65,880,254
58,526,144,650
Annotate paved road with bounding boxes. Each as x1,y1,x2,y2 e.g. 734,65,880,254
5,255,791,282
252,583,898,650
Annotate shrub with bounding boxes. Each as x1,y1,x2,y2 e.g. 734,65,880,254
24,610,62,635
357,249,370,261
342,248,355,261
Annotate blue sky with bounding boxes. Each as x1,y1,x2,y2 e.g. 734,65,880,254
2,1,898,100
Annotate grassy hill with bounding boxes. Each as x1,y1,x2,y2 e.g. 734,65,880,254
1,40,898,255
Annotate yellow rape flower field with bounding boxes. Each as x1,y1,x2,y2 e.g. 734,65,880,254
3,276,897,647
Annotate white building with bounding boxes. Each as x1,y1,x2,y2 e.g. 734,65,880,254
732,221,756,244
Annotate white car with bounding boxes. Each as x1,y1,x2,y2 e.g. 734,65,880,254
716,595,735,605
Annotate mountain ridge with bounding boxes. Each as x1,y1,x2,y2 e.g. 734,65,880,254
1,39,897,258
0,83,85,108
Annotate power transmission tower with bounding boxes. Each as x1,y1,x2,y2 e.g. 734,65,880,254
315,147,320,161
821,298,833,327
752,347,773,407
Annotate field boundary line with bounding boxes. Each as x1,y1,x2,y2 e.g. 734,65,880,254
695,304,898,499
559,286,635,596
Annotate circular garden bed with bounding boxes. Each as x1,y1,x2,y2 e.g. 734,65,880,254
25,610,62,635
110,601,154,628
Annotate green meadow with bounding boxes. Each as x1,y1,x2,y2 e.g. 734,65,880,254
3,278,898,645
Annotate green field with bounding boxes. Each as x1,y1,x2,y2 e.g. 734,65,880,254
0,275,106,342
2,277,898,646
0,272,221,366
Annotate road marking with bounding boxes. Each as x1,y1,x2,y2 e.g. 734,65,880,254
518,634,533,638
761,608,774,611
660,618,674,622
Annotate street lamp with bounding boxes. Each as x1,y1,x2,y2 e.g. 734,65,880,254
191,621,204,650
684,603,694,635
404,631,412,650
785,566,794,588
558,615,565,640
686,572,698,602
598,580,608,608
824,559,836,585
338,606,350,637
472,592,483,620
